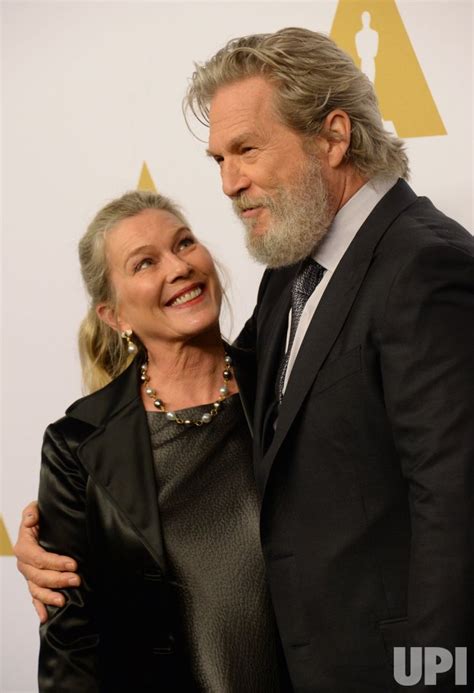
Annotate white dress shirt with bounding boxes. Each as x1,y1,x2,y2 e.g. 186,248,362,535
281,176,398,395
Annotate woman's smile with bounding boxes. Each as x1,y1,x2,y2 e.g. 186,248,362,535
166,282,206,308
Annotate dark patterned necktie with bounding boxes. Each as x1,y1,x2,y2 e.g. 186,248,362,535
277,258,326,402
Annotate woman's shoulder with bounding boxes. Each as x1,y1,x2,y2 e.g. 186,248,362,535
44,360,141,448
44,362,141,451
43,414,94,460
65,359,141,427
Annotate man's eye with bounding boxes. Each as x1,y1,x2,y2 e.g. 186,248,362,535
134,258,153,272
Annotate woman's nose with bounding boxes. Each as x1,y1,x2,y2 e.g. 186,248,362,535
164,253,193,283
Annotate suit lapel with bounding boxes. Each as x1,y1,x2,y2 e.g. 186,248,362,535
67,361,167,569
256,179,418,497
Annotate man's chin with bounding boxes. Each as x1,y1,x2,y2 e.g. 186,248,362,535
250,226,268,239
245,233,307,268
245,221,331,268
240,216,267,238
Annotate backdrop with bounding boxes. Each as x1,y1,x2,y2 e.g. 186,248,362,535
1,1,472,690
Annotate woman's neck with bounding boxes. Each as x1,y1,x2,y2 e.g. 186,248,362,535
141,331,237,412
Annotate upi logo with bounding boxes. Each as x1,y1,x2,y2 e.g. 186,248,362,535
394,647,468,686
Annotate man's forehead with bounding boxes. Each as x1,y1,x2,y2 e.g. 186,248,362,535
207,78,276,149
209,76,274,115
208,108,262,144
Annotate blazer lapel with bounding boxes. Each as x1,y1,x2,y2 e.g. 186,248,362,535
66,361,167,570
254,265,295,456
227,342,257,436
256,179,418,497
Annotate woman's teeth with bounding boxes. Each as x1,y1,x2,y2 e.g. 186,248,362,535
171,286,203,306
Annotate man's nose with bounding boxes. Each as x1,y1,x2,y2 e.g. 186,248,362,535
221,160,251,198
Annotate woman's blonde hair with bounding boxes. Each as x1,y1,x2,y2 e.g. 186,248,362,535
78,190,190,393
185,27,409,180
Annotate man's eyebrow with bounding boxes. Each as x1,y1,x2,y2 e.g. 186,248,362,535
206,133,255,158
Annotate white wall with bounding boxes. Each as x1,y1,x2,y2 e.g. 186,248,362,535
1,1,472,690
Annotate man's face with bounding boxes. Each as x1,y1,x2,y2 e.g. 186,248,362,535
207,76,333,267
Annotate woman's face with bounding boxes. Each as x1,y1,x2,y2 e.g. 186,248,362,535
101,208,222,346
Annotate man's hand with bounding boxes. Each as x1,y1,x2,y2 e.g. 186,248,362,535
14,501,81,623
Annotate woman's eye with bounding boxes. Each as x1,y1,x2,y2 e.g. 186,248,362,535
177,238,194,251
134,258,153,272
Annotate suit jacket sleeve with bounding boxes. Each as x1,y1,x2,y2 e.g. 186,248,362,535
38,421,100,692
380,243,474,656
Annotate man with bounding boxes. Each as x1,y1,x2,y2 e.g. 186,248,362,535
16,28,474,691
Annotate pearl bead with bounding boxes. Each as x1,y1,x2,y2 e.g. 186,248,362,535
142,351,232,426
128,343,137,354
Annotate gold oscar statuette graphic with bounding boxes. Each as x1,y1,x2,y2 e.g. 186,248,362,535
138,162,157,192
0,514,14,556
330,0,446,137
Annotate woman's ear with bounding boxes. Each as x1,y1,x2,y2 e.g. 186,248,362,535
96,303,127,333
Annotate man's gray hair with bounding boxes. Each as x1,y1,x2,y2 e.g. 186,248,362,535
185,27,409,180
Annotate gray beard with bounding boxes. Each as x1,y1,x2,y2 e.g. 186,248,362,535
233,158,333,268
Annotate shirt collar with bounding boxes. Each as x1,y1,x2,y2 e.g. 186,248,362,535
314,176,399,273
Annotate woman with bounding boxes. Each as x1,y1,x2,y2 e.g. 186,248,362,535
36,190,283,692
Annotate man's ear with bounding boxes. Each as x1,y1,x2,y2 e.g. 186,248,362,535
96,303,127,334
319,109,351,168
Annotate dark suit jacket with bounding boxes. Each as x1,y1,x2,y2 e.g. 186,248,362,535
235,180,474,692
38,361,196,692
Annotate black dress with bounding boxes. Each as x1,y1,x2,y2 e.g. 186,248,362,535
147,394,282,692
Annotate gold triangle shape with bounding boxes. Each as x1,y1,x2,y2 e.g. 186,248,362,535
0,515,14,556
137,162,157,192
330,0,446,137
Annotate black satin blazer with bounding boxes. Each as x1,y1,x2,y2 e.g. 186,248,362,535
37,344,258,692
38,360,198,692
